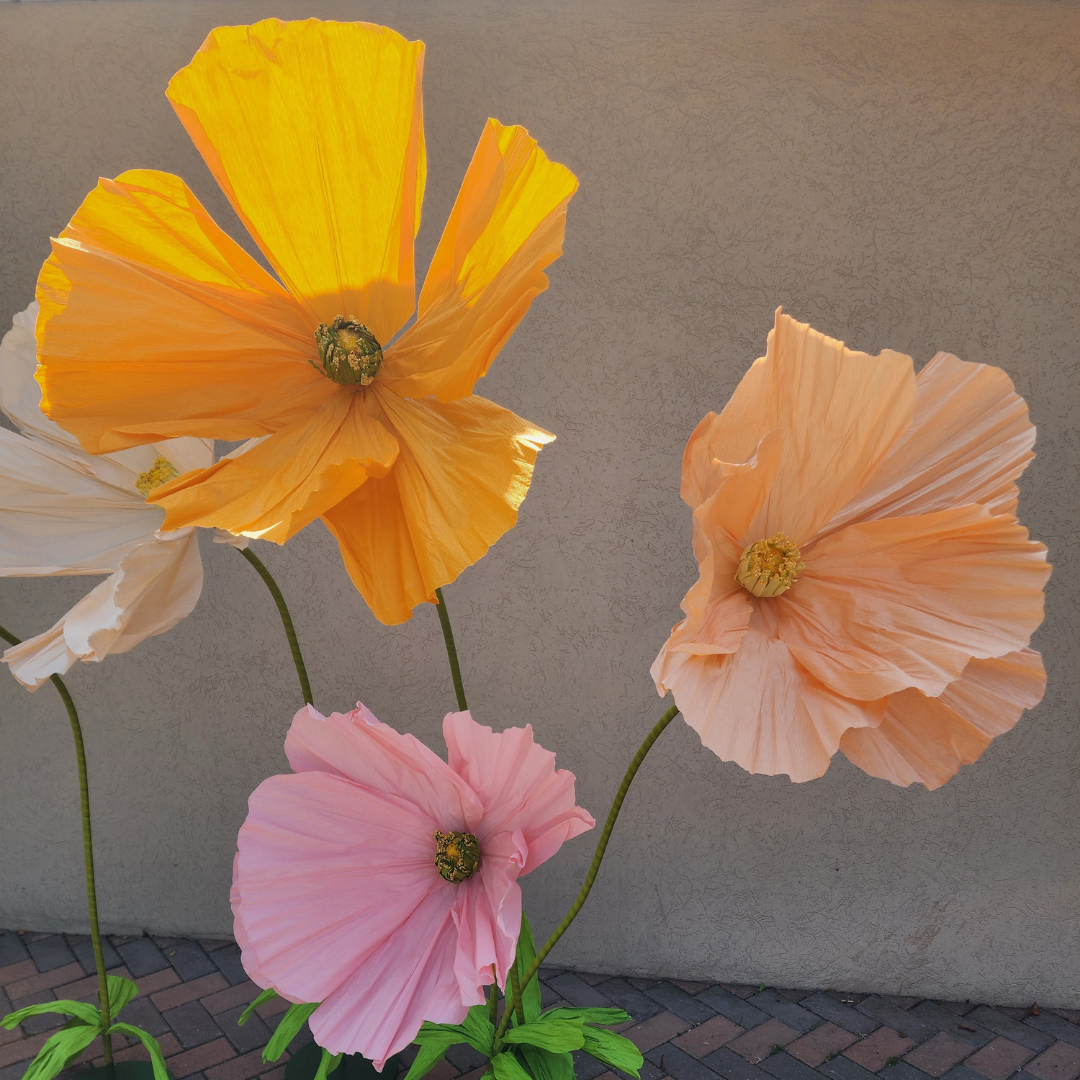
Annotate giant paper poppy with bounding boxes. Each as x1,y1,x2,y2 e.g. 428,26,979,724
652,310,1050,788
231,703,594,1067
35,18,577,624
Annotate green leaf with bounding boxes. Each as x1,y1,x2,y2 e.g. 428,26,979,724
515,915,542,1024
502,1021,585,1053
541,1008,632,1027
314,1049,344,1080
107,975,141,1018
415,1022,469,1042
2,999,100,1029
491,1053,533,1080
519,1047,574,1080
404,1028,468,1080
264,1002,320,1062
109,1022,171,1080
460,1005,496,1056
581,1028,643,1077
21,1021,100,1080
239,988,279,1026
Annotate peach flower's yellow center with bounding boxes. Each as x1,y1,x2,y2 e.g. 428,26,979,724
313,316,383,386
735,533,804,598
135,456,179,497
434,830,481,883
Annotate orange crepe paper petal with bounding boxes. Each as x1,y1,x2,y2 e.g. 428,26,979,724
660,518,752,658
36,170,330,453
825,351,1036,533
382,120,577,401
748,309,917,544
779,506,1051,701
323,391,553,625
321,466,427,628
661,434,782,658
839,648,1046,789
680,358,770,510
653,620,886,783
167,18,426,341
150,390,399,543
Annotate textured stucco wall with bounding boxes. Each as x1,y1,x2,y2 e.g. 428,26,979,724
0,0,1078,1006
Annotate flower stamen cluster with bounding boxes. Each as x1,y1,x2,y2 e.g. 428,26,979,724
135,455,180,497
434,830,481,882
313,317,383,386
735,533,804,597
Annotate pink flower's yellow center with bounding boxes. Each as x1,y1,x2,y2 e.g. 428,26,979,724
313,316,383,386
434,830,481,883
135,455,179,498
735,533,804,598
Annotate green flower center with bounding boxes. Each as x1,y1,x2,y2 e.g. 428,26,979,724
313,317,383,386
434,830,481,883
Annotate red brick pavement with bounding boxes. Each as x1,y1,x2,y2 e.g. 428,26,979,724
2,930,1079,1080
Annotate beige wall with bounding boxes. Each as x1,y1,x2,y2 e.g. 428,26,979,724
1,0,1077,1006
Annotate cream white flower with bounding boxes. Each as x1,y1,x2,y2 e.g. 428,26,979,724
0,302,245,689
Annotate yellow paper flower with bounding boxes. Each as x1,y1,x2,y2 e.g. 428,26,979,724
34,18,577,624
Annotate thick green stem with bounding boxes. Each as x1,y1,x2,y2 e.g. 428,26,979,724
238,547,313,706
487,978,498,1027
434,588,468,712
494,703,680,1047
509,964,526,1026
0,622,113,1063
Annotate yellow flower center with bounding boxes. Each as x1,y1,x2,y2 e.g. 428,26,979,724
735,533,804,597
313,317,383,386
135,455,180,497
434,830,481,883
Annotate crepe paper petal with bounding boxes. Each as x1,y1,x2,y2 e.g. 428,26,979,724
323,393,554,625
443,711,595,873
656,622,886,783
747,309,917,544
0,302,226,684
383,119,577,401
450,828,528,1004
232,705,592,1067
283,704,482,829
36,171,328,453
779,506,1050,700
0,303,80,450
825,351,1036,531
150,390,399,543
839,648,1047,789
3,529,203,689
680,358,770,511
167,18,426,341
659,435,781,660
3,301,217,498
655,312,1049,787
0,426,165,575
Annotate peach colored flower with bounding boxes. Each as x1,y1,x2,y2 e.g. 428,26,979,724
231,703,593,1067
652,309,1050,788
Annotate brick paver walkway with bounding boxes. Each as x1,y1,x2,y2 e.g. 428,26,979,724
3,931,1079,1080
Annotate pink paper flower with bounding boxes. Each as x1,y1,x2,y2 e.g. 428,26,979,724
231,704,594,1068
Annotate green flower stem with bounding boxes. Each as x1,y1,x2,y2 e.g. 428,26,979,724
434,588,468,713
237,547,313,706
494,702,681,1049
508,964,525,1026
487,980,498,1027
0,622,113,1064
